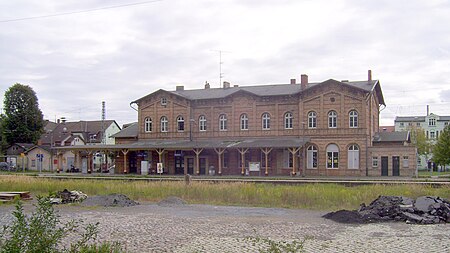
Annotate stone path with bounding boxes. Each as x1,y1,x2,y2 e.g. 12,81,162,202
0,203,449,252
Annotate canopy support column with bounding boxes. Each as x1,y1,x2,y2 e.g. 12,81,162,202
122,149,129,174
288,147,301,176
193,148,203,175
260,147,273,176
237,148,249,175
214,148,225,176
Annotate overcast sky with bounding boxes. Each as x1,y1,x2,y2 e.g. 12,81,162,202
1,0,449,127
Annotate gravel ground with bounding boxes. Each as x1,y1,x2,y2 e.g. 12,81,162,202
0,201,449,253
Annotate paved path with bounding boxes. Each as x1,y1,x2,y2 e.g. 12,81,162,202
0,202,448,252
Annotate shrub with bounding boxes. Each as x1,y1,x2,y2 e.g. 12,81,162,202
0,196,124,253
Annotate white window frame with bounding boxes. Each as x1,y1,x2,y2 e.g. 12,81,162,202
240,113,249,130
328,111,337,128
403,156,409,167
372,156,378,167
428,118,436,126
144,117,152,132
199,115,206,131
349,110,358,128
307,146,318,169
219,114,227,131
284,112,293,129
177,116,185,132
161,97,167,106
160,116,168,132
347,145,359,169
326,144,339,169
308,111,317,129
262,113,271,130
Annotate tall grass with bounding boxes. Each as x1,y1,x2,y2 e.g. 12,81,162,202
1,175,448,210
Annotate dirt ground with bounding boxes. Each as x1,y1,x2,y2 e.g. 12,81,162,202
0,199,449,252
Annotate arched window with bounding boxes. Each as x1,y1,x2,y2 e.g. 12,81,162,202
284,112,293,129
326,144,339,169
349,110,358,128
328,111,337,128
199,115,206,131
177,116,184,131
308,111,317,129
219,114,227,131
262,113,270,130
348,145,359,169
240,113,248,130
307,146,318,169
160,116,168,132
144,117,152,132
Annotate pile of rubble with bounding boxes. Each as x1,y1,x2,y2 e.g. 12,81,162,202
323,196,450,224
157,196,187,207
50,189,87,204
81,193,139,207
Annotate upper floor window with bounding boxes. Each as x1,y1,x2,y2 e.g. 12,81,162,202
328,111,337,128
219,114,227,131
160,116,168,132
349,110,358,128
430,131,435,139
284,112,293,129
199,115,207,131
429,118,436,126
262,113,271,130
144,117,152,132
308,111,317,129
400,122,404,127
161,97,167,106
416,122,421,127
177,116,184,131
240,114,249,130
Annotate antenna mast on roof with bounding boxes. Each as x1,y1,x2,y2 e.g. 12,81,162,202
101,101,105,144
212,50,230,88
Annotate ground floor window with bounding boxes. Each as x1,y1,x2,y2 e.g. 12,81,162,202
327,144,339,169
372,156,378,167
403,156,409,167
307,146,317,169
283,149,293,168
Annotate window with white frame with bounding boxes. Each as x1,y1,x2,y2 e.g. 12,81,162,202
219,114,227,131
400,122,404,127
307,146,318,169
199,115,206,131
160,116,168,132
430,131,435,139
326,144,339,169
349,110,358,128
177,116,185,131
372,156,378,167
144,117,152,132
403,156,409,167
416,122,421,127
308,111,317,128
328,111,337,128
161,97,167,105
284,112,293,129
262,113,271,130
347,145,359,169
240,113,249,130
428,118,436,126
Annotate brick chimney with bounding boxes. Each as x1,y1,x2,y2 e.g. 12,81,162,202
204,81,210,89
368,69,372,81
223,81,230,89
176,85,184,91
290,78,296,85
301,74,308,89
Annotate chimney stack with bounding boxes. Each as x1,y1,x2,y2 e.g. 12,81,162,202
176,85,184,91
57,119,60,124
368,69,372,81
301,74,308,89
204,81,210,89
223,81,230,89
427,105,429,116
290,78,296,85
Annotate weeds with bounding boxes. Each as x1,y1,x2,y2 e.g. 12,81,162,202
245,236,306,253
0,196,124,253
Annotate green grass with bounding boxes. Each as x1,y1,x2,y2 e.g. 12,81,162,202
0,175,448,211
418,170,450,178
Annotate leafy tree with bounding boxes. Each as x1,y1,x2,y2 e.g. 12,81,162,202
3,83,44,145
407,125,433,159
433,125,450,167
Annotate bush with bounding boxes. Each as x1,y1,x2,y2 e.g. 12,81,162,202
0,196,123,253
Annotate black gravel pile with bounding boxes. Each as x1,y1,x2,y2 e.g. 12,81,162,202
81,194,139,207
323,195,450,224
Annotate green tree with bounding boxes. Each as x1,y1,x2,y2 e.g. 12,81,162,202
3,83,44,145
0,114,9,154
407,125,433,159
433,125,450,167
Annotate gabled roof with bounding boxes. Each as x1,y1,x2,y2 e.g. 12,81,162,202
132,79,384,105
395,114,450,122
24,145,52,154
111,122,138,138
373,131,410,143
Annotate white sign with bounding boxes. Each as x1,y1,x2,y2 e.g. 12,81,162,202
141,161,149,175
157,163,163,174
249,162,260,172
